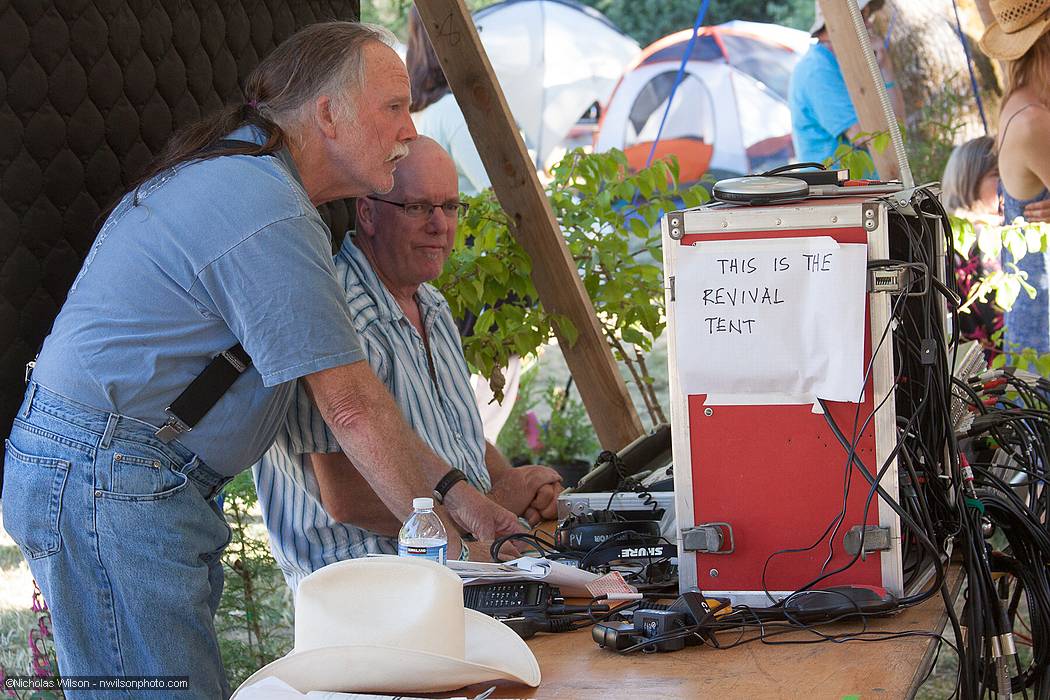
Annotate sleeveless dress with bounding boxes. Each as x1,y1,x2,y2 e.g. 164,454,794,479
1000,103,1050,354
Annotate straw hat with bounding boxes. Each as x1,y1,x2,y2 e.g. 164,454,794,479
232,557,541,697
980,0,1050,61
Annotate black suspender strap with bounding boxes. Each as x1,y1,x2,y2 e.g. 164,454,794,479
155,136,265,443
156,344,252,443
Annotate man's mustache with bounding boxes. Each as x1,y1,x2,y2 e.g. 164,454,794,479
387,142,410,163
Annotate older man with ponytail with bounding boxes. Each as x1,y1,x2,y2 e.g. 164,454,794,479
2,22,523,699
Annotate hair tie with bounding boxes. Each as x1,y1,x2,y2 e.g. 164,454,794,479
248,99,259,109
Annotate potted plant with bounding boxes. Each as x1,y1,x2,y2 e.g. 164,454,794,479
496,367,599,487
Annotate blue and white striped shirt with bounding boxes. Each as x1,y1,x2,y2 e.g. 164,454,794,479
252,236,489,592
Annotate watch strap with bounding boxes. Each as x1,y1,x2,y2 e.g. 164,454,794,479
433,468,468,504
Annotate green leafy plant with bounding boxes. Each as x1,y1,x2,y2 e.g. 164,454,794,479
216,473,292,687
906,86,969,186
497,367,600,468
951,215,1050,373
437,147,708,426
825,127,896,180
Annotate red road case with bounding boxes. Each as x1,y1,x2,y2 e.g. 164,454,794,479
663,197,904,606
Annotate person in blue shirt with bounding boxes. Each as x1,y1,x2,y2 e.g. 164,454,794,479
788,0,904,168
2,22,522,699
253,137,563,592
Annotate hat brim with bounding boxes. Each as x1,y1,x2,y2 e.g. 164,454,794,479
980,13,1050,60
231,609,540,697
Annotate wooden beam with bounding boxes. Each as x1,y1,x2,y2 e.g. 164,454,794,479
817,0,901,180
414,0,645,450
973,0,996,31
973,0,1008,77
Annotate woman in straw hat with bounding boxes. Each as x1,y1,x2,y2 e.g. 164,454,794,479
981,0,1050,352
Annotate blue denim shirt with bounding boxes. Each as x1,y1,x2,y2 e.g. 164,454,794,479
32,126,365,475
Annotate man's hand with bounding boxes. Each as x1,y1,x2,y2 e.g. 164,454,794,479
445,481,526,541
1025,199,1050,223
522,482,561,525
488,465,563,524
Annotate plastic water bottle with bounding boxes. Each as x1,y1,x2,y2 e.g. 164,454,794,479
398,497,448,565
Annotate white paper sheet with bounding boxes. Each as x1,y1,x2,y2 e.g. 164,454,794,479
673,236,868,405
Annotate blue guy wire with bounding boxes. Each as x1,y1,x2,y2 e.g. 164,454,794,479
644,0,712,169
951,0,989,134
884,6,897,51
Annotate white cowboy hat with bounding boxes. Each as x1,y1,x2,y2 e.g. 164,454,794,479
232,557,541,697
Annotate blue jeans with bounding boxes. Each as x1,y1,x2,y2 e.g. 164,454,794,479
2,383,233,699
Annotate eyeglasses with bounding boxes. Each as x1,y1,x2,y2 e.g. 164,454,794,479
367,196,469,218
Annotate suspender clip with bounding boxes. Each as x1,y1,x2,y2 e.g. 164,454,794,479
155,412,192,443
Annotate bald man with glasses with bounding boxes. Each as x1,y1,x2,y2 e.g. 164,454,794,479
252,137,562,590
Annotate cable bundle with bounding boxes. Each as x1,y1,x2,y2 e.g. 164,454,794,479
857,187,1050,698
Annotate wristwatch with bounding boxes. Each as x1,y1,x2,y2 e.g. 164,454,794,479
433,468,468,505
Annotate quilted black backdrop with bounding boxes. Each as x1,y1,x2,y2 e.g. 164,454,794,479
0,0,361,474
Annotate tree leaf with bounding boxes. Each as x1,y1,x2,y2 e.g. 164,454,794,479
553,314,579,348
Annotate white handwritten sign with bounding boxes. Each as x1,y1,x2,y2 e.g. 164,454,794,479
674,236,867,405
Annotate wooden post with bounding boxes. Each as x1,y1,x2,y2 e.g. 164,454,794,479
817,0,901,180
973,0,996,31
973,0,1008,76
414,0,645,450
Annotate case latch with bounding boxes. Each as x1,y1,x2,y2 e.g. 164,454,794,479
682,522,735,554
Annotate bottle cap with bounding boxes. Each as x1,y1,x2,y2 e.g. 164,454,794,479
412,497,434,510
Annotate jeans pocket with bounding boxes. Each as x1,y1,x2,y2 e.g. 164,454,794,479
99,449,189,502
2,440,70,559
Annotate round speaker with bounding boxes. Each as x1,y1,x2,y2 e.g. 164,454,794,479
712,175,809,205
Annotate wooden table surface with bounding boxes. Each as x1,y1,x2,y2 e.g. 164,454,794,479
451,569,962,700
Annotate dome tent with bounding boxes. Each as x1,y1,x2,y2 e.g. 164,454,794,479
595,20,811,181
474,0,640,169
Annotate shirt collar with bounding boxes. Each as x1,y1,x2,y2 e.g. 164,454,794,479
337,234,448,324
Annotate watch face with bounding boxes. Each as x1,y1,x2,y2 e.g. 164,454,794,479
432,490,444,505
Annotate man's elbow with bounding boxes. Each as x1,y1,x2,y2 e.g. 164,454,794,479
323,392,373,434
307,364,389,435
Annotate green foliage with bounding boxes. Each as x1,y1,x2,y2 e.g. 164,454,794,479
437,147,708,424
363,0,503,39
824,127,896,179
906,86,970,187
497,367,600,465
951,216,1050,313
952,216,1050,375
216,473,292,687
827,84,967,185
367,0,814,46
578,0,813,46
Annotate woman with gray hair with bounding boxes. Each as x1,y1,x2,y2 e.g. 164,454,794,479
942,136,1002,353
942,136,999,215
